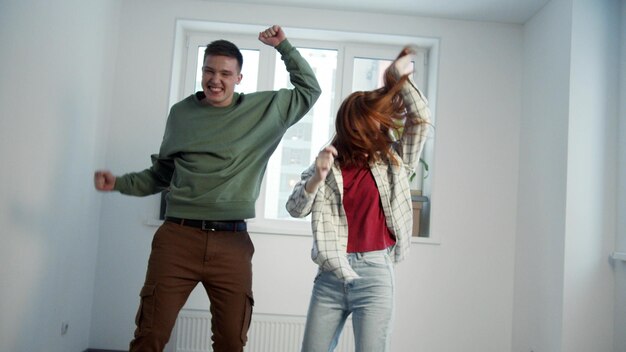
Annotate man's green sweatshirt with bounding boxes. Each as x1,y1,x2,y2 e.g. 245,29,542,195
114,40,321,220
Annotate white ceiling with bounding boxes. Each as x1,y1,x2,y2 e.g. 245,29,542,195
219,0,551,24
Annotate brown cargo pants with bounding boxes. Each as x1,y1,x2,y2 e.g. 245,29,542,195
128,221,254,352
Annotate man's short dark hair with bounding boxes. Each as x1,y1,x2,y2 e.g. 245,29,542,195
203,40,243,72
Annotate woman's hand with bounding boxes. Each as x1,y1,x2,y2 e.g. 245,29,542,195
393,45,417,76
305,146,338,193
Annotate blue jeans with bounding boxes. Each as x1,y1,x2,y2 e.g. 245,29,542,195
301,249,395,352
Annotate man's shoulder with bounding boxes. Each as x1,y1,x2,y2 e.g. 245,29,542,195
169,93,199,111
179,93,199,105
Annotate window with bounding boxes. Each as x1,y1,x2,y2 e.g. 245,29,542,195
168,21,438,241
265,47,338,221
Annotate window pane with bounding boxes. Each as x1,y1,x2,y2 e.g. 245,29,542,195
264,48,338,220
352,57,414,91
194,47,260,93
352,57,391,91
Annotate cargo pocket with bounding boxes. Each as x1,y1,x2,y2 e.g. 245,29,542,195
240,292,254,345
134,284,156,336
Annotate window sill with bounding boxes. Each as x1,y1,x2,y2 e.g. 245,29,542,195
144,218,440,245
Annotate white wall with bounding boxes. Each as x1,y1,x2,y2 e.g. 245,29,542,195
90,0,522,351
562,1,619,351
513,0,621,351
615,1,626,351
513,0,572,350
0,0,121,352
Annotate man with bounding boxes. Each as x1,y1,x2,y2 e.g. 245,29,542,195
94,25,321,352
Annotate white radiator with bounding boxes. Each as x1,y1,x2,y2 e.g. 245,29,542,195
167,309,355,352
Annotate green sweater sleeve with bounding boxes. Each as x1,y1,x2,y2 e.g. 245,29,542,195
114,154,174,196
273,39,322,127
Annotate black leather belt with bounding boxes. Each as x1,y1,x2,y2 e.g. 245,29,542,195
166,217,247,232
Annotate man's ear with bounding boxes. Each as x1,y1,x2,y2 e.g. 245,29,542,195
236,73,243,85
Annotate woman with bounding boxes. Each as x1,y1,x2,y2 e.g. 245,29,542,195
286,46,432,352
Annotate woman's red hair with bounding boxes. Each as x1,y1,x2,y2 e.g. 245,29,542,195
333,68,411,168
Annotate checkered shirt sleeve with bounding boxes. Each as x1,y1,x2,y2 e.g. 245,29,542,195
286,164,360,281
399,77,432,172
384,77,432,263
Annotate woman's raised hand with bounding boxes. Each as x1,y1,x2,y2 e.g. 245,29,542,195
393,45,417,76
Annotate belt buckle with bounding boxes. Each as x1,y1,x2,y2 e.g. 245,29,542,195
201,221,216,231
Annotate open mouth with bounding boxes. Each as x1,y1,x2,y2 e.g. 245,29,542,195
208,86,223,94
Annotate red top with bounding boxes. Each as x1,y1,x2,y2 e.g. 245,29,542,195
342,166,396,253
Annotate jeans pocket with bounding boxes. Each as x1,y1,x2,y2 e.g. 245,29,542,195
134,284,156,336
362,254,390,267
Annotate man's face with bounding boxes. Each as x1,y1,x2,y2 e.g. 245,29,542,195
201,55,242,107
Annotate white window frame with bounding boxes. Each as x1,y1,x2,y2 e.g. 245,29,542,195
167,20,440,244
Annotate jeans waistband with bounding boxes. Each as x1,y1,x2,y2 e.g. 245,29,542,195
165,217,246,232
347,247,392,260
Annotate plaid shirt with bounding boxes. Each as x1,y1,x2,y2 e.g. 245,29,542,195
286,78,431,282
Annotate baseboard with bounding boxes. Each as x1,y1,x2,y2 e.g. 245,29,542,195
84,349,125,352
